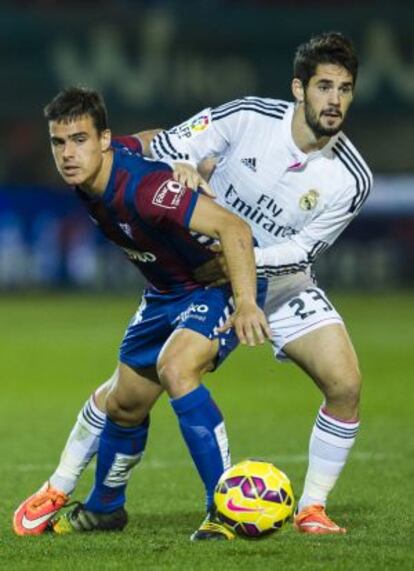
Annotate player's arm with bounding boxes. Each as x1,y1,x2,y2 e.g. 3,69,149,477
146,104,241,191
136,123,218,197
119,130,217,187
150,105,238,164
195,184,372,284
198,157,217,182
255,183,372,272
132,129,163,157
189,193,271,346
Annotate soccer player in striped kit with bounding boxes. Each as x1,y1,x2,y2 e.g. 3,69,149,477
13,87,270,539
149,32,373,535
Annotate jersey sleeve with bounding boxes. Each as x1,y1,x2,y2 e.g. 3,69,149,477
133,171,199,229
255,184,368,274
112,135,143,155
150,101,245,165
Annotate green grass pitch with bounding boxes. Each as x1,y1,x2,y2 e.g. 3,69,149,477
0,292,412,570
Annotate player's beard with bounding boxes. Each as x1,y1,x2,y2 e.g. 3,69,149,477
304,96,344,138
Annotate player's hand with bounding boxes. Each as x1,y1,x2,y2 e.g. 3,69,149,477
193,245,229,286
173,162,216,198
218,301,272,346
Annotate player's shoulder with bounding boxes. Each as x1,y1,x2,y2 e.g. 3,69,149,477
113,137,171,178
112,135,143,155
330,132,373,213
112,144,172,202
212,96,291,122
331,132,373,183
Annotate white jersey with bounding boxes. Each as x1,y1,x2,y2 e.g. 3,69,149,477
151,97,373,285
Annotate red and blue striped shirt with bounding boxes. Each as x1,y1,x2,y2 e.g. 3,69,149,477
76,136,215,293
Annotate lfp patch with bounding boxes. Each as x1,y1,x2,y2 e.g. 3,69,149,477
190,114,210,132
175,110,211,139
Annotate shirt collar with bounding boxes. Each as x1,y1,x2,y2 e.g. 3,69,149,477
282,102,341,168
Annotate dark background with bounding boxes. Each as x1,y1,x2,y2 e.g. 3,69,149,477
1,0,413,290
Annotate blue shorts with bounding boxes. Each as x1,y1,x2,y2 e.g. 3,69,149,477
119,279,267,370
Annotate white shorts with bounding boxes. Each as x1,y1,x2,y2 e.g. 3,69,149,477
265,285,343,361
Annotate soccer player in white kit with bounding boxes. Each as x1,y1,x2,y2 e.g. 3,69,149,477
14,32,372,538
149,31,373,535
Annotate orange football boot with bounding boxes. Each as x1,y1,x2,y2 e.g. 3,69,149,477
13,482,69,536
294,504,346,534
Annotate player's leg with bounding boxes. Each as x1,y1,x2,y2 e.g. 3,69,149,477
13,363,160,536
156,328,234,541
158,329,230,507
171,279,266,540
50,379,111,494
284,322,360,418
268,286,360,534
83,363,162,510
53,362,163,534
13,378,112,536
283,323,360,534
53,290,185,534
15,292,169,536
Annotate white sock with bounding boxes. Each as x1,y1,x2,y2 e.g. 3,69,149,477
298,405,359,512
49,394,106,495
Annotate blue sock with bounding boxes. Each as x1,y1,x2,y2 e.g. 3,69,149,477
170,385,230,511
84,416,149,513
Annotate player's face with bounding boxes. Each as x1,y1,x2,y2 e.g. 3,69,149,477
49,115,109,187
303,64,354,137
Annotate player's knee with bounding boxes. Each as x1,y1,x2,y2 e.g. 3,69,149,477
156,357,197,397
105,391,148,426
324,365,361,407
157,358,183,391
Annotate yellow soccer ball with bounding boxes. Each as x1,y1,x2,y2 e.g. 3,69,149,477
214,459,294,537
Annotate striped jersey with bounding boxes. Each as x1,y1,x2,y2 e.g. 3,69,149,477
76,136,215,293
151,97,373,279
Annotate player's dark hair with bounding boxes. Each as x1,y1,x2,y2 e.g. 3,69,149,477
293,32,358,88
44,87,108,134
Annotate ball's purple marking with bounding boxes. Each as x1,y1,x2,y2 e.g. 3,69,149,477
225,476,244,488
252,477,266,497
241,479,256,498
243,523,261,536
263,490,281,503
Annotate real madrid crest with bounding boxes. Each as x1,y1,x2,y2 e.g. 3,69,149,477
299,190,319,211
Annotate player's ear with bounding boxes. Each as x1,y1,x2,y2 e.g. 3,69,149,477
101,129,112,152
292,78,304,104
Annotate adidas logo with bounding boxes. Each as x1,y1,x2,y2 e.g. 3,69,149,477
241,157,257,172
